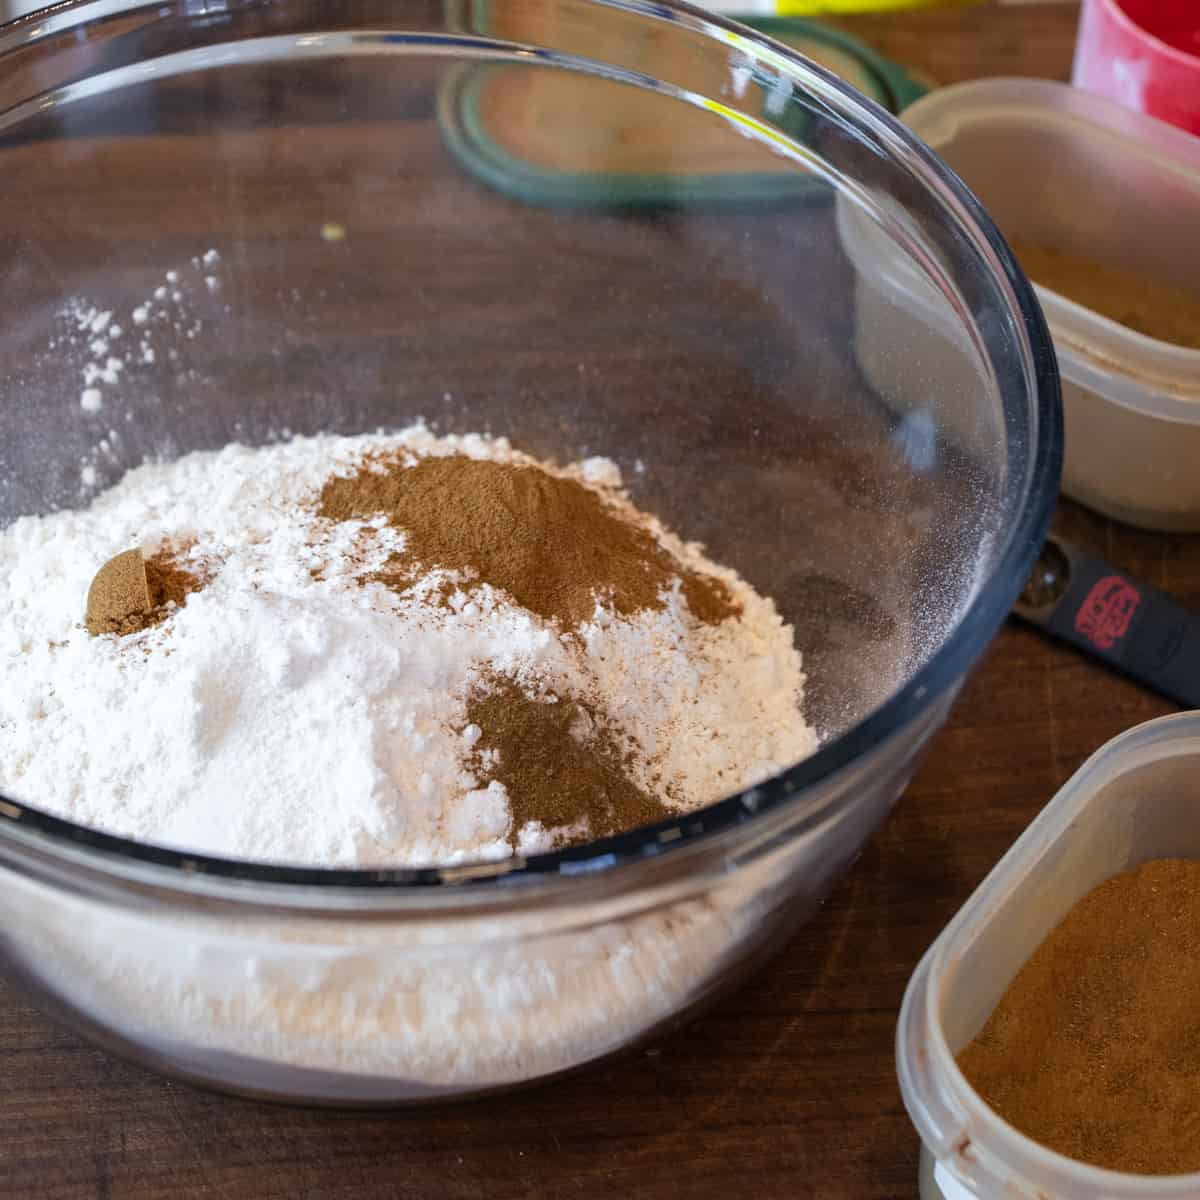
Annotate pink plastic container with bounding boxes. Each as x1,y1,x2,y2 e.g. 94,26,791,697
1074,0,1200,135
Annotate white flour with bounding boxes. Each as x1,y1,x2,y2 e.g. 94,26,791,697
0,423,814,867
12,849,785,1090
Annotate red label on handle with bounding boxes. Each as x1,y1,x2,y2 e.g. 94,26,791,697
1075,576,1141,651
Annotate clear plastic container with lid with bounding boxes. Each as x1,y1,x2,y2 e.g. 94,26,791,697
840,78,1200,532
898,711,1200,1199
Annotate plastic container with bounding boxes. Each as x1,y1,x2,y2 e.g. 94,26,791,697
844,78,1200,531
899,712,1200,1199
1074,0,1200,136
0,0,1059,1104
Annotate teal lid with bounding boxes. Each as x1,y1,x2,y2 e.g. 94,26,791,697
438,13,929,210
744,17,929,114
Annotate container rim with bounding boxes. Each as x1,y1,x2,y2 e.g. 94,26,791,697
901,712,1200,1197
901,76,1200,168
0,0,1062,899
1046,310,1200,421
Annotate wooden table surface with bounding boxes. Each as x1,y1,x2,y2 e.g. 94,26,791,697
7,2,1184,1197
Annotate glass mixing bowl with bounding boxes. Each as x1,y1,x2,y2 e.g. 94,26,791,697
0,0,1060,1102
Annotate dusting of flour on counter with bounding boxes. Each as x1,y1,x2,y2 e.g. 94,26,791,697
0,423,814,867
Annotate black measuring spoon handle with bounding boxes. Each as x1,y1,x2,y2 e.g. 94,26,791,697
1015,536,1200,710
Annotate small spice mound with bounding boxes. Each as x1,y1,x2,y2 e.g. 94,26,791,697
1011,238,1200,350
85,546,204,637
958,858,1200,1175
145,549,203,612
464,676,668,847
318,453,739,628
86,549,151,636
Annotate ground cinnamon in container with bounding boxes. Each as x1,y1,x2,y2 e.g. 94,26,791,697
1011,239,1200,350
958,858,1200,1175
318,453,739,627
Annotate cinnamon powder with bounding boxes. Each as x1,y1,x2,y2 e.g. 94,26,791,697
318,453,739,628
464,675,667,848
1011,239,1200,350
85,549,150,636
85,546,205,637
958,858,1200,1175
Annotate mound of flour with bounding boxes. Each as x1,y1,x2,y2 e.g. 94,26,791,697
0,423,814,866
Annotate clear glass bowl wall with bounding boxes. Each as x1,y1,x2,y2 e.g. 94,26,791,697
0,0,1059,1102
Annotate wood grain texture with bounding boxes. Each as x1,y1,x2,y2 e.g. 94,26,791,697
2,4,1154,1199
827,0,1081,87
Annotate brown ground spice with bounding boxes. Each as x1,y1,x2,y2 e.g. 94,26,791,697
1011,239,1200,350
464,676,667,848
86,546,205,637
958,858,1200,1175
85,548,150,636
318,453,739,628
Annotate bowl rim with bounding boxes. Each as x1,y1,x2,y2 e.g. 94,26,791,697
0,0,1063,896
